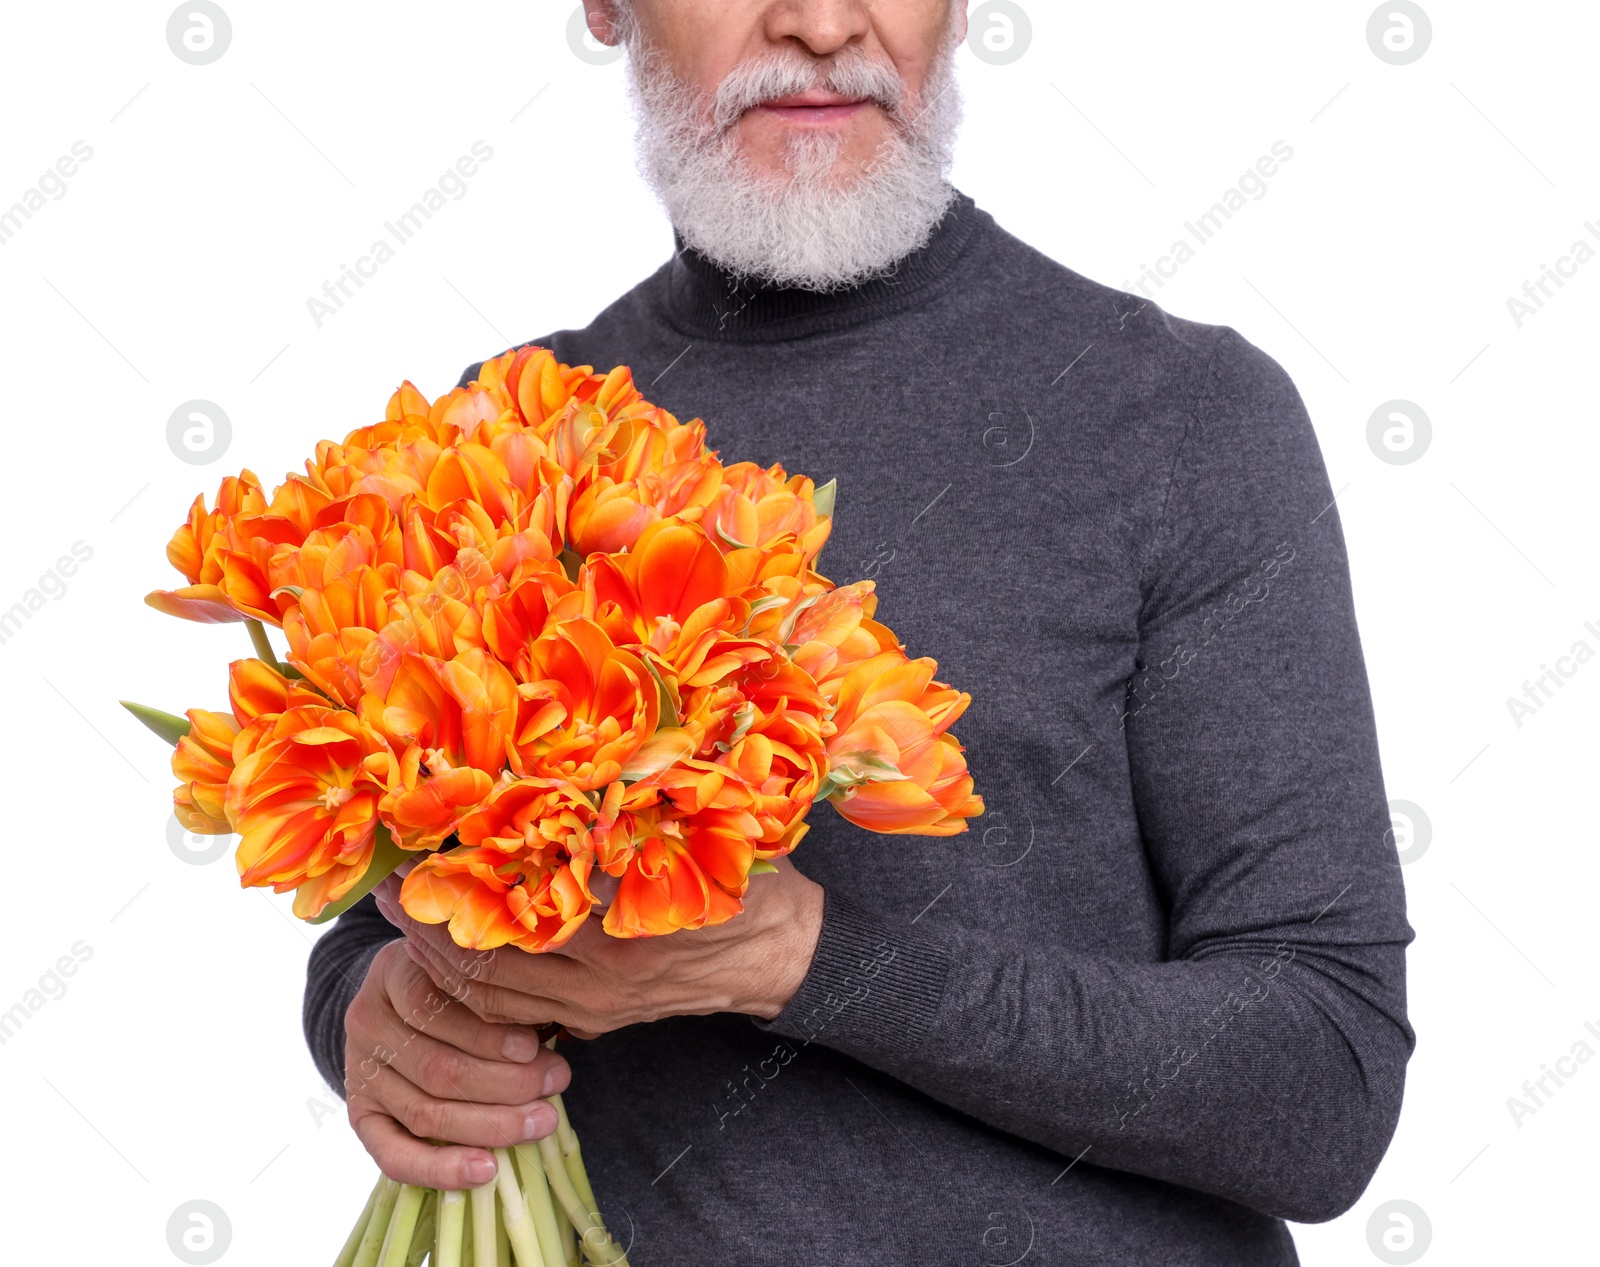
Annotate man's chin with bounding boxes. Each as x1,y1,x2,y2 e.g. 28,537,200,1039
734,123,885,178
737,159,877,195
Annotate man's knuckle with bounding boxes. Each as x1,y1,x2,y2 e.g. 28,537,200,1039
416,1047,461,1092
345,990,374,1032
401,1097,445,1139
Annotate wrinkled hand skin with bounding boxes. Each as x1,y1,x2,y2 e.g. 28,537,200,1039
342,937,572,1188
346,860,824,1185
372,857,825,1036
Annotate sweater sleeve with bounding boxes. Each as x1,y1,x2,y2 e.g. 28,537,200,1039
303,895,399,1098
760,329,1414,1224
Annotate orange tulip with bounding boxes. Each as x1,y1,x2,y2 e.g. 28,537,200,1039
164,472,268,582
363,645,518,784
379,757,496,853
821,653,982,836
494,345,605,429
172,709,239,834
226,705,396,919
362,644,517,849
266,523,387,598
604,825,745,938
788,580,900,697
510,620,661,791
359,559,493,701
587,521,778,686
148,470,336,625
148,472,270,624
481,569,582,681
703,462,831,559
399,776,616,951
565,479,664,558
168,658,329,834
283,566,397,709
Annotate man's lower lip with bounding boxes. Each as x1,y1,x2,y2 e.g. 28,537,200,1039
756,101,869,124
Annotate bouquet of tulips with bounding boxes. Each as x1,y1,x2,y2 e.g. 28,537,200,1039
125,346,982,1266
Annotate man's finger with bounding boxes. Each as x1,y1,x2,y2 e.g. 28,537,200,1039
369,1063,560,1150
349,1103,498,1190
385,953,549,1063
381,1018,570,1105
544,914,610,964
403,940,561,1028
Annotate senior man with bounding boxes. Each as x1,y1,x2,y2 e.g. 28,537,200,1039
306,2,1414,1262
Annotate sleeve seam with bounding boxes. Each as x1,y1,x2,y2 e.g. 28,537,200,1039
1137,327,1235,591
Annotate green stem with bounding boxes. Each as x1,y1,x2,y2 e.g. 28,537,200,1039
244,618,282,670
513,1144,566,1267
352,1178,400,1267
470,1180,498,1267
492,1147,546,1266
333,1176,384,1267
406,1190,436,1267
561,1207,580,1267
547,1095,600,1220
536,1137,628,1267
436,1190,467,1267
378,1184,426,1267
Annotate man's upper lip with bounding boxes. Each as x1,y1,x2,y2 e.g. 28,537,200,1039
759,91,867,109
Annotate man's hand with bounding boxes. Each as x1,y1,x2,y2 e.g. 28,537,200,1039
342,938,572,1188
372,857,826,1037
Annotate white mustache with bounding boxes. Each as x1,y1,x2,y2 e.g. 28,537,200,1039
712,47,907,132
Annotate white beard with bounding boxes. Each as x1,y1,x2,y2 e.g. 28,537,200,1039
618,13,964,293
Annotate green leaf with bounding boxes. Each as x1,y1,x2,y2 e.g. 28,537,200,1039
120,700,191,746
776,593,821,647
716,523,754,550
748,859,779,875
642,656,681,729
619,728,696,784
714,702,756,753
813,754,910,803
741,594,790,637
812,477,838,521
307,823,408,925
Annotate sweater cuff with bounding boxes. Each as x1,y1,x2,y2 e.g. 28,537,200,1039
758,887,952,1060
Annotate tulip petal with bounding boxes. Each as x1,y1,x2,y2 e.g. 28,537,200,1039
306,822,407,924
619,728,696,784
145,586,248,624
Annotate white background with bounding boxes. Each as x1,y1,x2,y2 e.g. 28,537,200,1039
0,2,1594,1264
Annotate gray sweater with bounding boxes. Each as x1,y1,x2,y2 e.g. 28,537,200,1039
305,191,1413,1265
